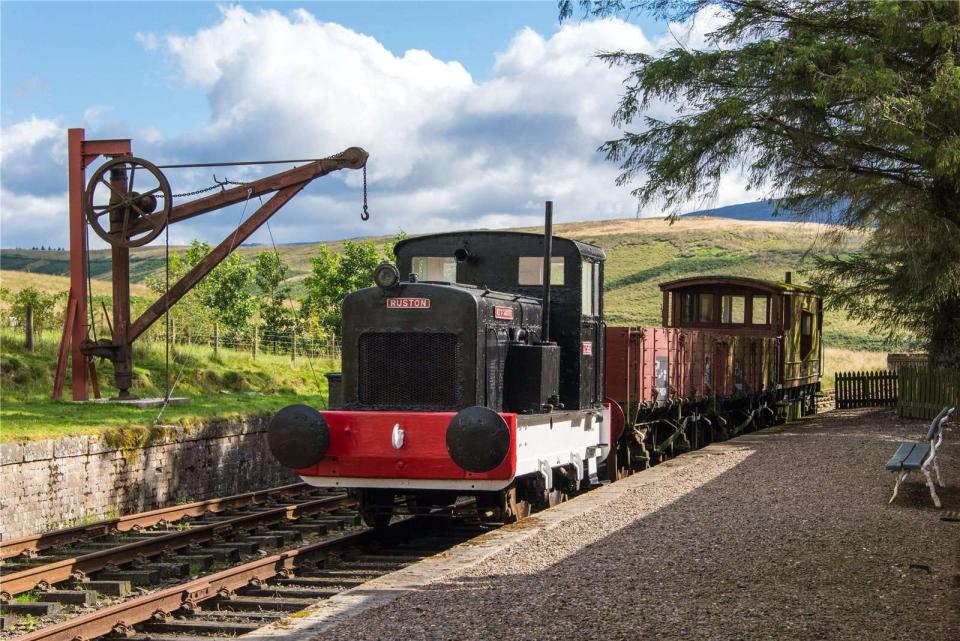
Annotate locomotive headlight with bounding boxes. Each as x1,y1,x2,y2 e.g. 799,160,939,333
374,262,401,289
268,404,330,469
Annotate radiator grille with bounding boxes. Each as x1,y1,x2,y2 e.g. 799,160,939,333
357,332,462,408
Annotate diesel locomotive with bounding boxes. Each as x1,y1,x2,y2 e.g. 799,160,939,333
268,204,822,526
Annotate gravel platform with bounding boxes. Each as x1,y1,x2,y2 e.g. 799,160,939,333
304,408,959,640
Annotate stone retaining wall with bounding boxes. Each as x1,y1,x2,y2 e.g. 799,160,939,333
0,417,298,539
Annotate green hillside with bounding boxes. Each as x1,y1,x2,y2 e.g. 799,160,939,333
1,216,898,351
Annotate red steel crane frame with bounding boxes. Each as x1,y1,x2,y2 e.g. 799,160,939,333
53,128,368,401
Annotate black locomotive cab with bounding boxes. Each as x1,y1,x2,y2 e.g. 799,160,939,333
332,232,605,417
393,231,606,411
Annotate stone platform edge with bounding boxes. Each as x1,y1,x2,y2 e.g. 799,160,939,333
241,437,768,641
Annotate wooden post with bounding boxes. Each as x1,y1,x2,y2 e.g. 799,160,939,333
252,326,258,360
291,330,297,363
213,322,220,356
25,304,34,351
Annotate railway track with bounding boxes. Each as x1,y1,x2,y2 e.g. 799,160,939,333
0,485,487,641
0,485,359,636
3,510,484,641
1,483,318,562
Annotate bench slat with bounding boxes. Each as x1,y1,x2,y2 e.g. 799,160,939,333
885,443,916,471
901,442,931,470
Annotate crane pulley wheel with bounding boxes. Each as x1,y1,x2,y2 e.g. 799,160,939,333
85,156,172,248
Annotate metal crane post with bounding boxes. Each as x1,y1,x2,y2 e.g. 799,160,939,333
53,129,131,400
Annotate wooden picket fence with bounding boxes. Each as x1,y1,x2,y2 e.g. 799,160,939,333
897,365,960,420
835,370,899,409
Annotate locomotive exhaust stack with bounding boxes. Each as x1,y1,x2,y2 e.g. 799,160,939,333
541,200,553,343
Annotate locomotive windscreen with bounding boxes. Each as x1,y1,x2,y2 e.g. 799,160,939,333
357,332,463,409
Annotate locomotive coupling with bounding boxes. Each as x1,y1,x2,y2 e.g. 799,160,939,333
268,404,330,469
445,406,511,473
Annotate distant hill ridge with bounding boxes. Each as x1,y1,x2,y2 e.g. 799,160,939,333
1,208,885,349
680,200,804,222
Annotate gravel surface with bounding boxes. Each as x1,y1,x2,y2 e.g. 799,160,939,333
309,408,959,640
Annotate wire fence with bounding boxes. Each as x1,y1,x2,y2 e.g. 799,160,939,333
139,329,342,362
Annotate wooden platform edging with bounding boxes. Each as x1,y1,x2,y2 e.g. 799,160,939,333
897,364,960,420
835,370,898,409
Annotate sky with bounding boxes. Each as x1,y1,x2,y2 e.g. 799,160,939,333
0,1,746,249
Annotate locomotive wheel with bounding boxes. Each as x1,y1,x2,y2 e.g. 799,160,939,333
476,487,530,523
359,489,395,529
85,156,171,248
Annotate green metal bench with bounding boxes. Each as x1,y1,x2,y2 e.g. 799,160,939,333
886,406,953,508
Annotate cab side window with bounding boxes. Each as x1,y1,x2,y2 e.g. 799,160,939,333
581,261,599,316
519,257,565,286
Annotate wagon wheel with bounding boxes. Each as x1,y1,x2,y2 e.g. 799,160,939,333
85,156,171,248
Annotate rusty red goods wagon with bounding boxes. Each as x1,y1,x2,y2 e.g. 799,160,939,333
604,327,779,403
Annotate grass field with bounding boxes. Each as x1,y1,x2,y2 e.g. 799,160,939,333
0,270,151,297
0,332,332,442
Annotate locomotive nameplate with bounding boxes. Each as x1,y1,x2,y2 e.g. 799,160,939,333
494,306,514,320
387,297,431,309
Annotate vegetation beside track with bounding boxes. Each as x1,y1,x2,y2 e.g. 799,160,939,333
0,332,332,442
0,216,910,441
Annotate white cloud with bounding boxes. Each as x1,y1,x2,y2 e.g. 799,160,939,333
0,116,60,163
151,6,658,238
1,6,755,249
0,189,68,247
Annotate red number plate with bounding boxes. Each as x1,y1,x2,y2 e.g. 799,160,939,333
582,341,593,355
494,306,514,320
387,298,431,309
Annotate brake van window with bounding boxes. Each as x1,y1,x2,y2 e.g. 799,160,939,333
518,257,564,285
412,257,457,282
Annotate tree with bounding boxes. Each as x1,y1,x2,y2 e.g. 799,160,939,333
562,0,960,366
8,287,59,339
144,242,213,343
145,240,256,342
253,250,293,348
300,238,395,337
203,250,256,337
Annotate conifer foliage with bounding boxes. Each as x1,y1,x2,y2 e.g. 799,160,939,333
562,0,960,365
